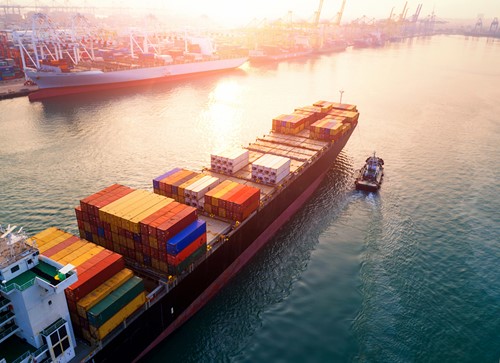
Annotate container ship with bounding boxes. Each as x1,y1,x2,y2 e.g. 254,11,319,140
22,32,248,102
0,100,358,363
248,45,313,64
25,55,248,102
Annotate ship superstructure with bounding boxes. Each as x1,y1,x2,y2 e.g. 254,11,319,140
0,225,78,363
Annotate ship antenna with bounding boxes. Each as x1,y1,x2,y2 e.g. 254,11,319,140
339,89,344,104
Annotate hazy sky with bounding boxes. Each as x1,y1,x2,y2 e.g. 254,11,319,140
110,0,498,21
24,0,500,25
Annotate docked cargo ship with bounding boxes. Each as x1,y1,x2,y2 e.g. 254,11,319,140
25,56,248,102
249,46,313,64
1,100,358,363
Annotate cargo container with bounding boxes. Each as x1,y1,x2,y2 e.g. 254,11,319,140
166,219,206,255
66,253,125,301
77,268,134,318
87,276,144,328
90,292,146,341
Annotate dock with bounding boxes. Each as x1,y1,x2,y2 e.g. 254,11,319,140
0,79,38,100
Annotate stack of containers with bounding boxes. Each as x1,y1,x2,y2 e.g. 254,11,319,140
75,184,207,275
76,268,137,342
251,154,291,185
76,184,135,249
204,180,260,221
86,276,145,341
183,175,221,208
325,108,359,125
311,100,334,113
291,110,317,128
210,149,249,174
166,219,207,275
153,168,200,203
313,100,358,112
30,228,130,342
138,200,199,272
294,105,325,122
309,117,344,141
271,113,308,135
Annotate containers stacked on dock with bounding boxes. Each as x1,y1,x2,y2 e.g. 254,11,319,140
210,148,249,174
75,184,207,276
204,180,260,221
251,154,291,185
29,228,146,344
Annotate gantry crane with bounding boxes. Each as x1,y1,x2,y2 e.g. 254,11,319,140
333,0,347,26
313,0,324,27
490,17,498,34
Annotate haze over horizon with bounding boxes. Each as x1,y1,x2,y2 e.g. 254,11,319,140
9,0,500,26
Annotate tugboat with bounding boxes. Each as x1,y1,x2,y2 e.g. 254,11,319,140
355,152,384,192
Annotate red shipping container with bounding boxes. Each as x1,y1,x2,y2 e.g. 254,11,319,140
42,236,81,258
167,233,207,266
66,253,124,301
155,207,197,242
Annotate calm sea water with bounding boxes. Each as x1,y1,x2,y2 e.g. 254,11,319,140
1,35,499,363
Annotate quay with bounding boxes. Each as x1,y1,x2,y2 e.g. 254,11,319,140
0,79,37,100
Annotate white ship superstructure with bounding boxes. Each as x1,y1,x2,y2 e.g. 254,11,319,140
0,225,78,363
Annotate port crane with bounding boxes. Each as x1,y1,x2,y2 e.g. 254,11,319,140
332,0,347,26
490,17,498,34
313,0,324,27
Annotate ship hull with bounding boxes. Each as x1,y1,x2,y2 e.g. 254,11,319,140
87,125,356,363
26,57,248,101
249,50,313,64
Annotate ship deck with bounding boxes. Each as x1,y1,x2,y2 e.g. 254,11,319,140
0,334,36,363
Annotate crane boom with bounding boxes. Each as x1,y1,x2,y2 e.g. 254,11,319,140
334,0,347,26
314,0,324,27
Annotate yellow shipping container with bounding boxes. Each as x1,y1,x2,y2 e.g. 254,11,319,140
50,240,89,262
212,181,239,207
32,228,69,249
128,198,173,233
28,227,60,245
135,251,143,262
152,258,160,270
148,237,158,250
76,268,134,318
69,246,106,267
110,190,151,228
117,192,160,229
37,232,75,253
58,243,100,266
90,292,146,341
205,180,232,205
99,189,144,224
158,261,168,273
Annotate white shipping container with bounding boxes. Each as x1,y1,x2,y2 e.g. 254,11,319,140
190,176,220,200
185,175,213,198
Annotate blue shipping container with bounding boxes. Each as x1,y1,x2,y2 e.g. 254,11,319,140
167,219,206,255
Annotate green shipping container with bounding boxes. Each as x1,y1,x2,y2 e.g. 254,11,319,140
87,276,144,328
167,243,206,275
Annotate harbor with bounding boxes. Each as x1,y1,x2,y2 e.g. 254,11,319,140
1,2,499,363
